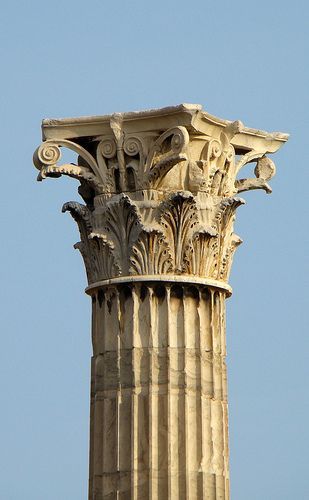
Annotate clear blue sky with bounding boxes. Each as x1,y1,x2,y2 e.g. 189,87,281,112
1,1,308,498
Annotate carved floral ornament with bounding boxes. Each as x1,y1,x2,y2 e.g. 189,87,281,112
33,104,288,287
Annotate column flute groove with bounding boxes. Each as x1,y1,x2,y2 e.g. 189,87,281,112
34,103,288,499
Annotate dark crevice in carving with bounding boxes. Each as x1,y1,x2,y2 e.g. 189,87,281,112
154,284,166,300
106,295,113,313
120,285,132,301
201,288,211,301
170,284,183,299
186,285,199,300
126,166,136,191
140,284,148,302
114,169,121,192
98,289,104,307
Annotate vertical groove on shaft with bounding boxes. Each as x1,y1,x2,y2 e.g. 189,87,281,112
116,290,121,500
148,288,155,500
132,285,150,499
88,293,97,500
170,285,186,499
103,287,119,499
220,293,229,500
162,291,169,499
166,287,173,500
154,285,169,498
184,288,200,499
118,286,133,499
131,287,139,500
168,288,179,500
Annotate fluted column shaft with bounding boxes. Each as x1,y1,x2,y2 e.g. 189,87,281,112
34,103,287,500
88,282,229,500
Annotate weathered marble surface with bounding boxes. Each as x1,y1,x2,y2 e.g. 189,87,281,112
33,104,288,499
88,284,228,499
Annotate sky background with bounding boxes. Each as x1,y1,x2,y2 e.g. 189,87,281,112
1,1,308,498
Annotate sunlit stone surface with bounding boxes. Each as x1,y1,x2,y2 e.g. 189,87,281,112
34,104,288,499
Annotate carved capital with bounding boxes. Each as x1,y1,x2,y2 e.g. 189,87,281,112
34,104,288,287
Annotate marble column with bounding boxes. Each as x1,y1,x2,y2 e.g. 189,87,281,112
34,104,288,499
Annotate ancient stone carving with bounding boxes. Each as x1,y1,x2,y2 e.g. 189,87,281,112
34,104,288,500
62,201,120,283
33,105,288,287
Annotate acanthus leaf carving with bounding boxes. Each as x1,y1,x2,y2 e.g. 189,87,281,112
198,137,236,197
159,191,199,273
183,227,218,277
130,226,173,275
147,126,189,189
219,233,243,281
89,233,121,280
62,201,120,283
102,194,142,276
211,197,244,280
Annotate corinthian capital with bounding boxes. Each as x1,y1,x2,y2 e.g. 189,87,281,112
33,104,288,289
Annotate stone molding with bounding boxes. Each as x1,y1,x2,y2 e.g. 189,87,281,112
33,104,288,287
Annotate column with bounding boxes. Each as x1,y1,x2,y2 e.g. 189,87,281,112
34,104,288,499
